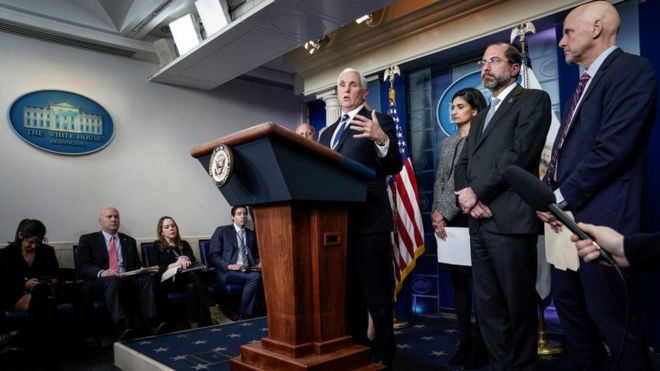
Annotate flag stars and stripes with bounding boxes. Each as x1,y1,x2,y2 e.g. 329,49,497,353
443,328,457,334
210,328,222,332
431,350,447,357
191,364,209,370
227,333,241,338
387,82,425,298
397,344,411,349
154,347,168,352
193,340,207,345
421,336,434,341
212,347,227,352
138,340,152,345
171,355,187,361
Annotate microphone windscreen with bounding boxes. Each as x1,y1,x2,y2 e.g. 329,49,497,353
504,165,555,210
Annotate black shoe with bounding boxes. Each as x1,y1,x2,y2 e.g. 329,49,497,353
449,339,471,366
115,322,134,342
0,330,19,349
150,321,169,335
462,351,489,369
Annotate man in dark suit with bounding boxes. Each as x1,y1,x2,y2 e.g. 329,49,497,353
209,205,261,319
454,42,551,370
318,68,402,367
76,207,166,340
538,2,657,369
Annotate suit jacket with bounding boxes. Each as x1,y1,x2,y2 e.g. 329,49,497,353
547,48,657,234
76,231,142,280
625,232,660,269
432,133,465,223
149,240,197,274
209,225,259,284
455,85,551,234
318,107,403,234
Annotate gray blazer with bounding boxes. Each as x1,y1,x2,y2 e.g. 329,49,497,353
432,133,465,222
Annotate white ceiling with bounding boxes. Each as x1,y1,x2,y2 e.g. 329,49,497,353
0,0,394,90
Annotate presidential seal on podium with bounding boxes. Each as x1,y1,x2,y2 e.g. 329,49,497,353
209,144,233,187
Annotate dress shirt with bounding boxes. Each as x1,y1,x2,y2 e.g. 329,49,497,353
489,82,518,117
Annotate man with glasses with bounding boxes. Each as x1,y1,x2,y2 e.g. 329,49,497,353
209,205,262,320
455,42,551,369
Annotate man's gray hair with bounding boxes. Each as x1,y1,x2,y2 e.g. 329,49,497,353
337,68,368,88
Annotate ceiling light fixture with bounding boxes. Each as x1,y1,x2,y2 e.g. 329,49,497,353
303,34,329,55
355,14,372,24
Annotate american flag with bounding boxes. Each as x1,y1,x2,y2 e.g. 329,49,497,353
387,82,425,298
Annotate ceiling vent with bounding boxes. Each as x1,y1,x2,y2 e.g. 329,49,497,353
0,19,135,58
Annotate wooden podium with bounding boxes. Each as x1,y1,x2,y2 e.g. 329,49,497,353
191,123,384,370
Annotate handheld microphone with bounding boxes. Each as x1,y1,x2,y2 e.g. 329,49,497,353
503,165,616,267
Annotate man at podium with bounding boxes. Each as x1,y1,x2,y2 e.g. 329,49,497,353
318,68,403,367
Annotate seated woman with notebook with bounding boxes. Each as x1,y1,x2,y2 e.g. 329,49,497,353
149,216,229,327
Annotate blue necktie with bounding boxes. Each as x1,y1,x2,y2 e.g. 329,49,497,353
482,98,500,132
331,114,350,149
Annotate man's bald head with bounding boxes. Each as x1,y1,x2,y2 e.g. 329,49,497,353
296,123,316,141
98,207,120,234
559,1,620,68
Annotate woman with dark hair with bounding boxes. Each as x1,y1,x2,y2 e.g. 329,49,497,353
431,87,489,368
0,219,59,355
148,216,229,328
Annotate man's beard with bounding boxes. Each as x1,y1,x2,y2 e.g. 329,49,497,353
482,69,511,91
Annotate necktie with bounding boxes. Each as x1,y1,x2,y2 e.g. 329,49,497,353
237,229,248,264
545,72,591,187
482,98,500,132
331,114,350,149
109,235,118,272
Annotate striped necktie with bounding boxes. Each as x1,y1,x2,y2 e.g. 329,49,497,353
331,114,350,149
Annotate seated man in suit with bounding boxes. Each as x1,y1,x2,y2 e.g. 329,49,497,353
76,206,166,340
209,205,262,320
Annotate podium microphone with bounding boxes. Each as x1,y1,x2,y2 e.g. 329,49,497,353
502,165,616,267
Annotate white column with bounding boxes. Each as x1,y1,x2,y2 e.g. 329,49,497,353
316,89,341,127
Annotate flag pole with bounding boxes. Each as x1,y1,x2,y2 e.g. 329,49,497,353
385,64,412,330
511,21,563,357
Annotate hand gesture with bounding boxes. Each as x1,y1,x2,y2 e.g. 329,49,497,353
351,111,389,145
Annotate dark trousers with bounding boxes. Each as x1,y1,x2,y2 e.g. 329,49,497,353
552,261,651,370
225,271,261,316
164,271,215,323
451,272,484,345
345,233,396,364
470,228,537,371
89,275,158,325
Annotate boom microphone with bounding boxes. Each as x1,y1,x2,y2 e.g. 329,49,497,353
503,165,616,267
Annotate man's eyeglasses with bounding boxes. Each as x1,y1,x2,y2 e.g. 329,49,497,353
478,58,506,68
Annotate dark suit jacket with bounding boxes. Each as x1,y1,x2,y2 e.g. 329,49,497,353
76,231,142,280
148,240,197,274
455,85,551,234
547,48,657,234
625,232,660,269
318,107,403,234
209,225,259,284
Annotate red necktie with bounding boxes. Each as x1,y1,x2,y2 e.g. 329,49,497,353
545,72,591,188
109,235,118,272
